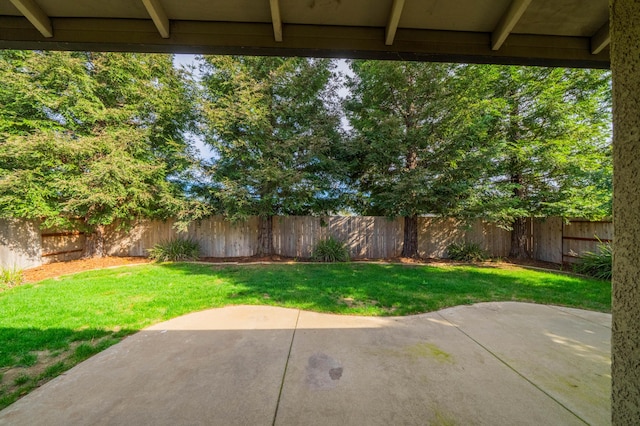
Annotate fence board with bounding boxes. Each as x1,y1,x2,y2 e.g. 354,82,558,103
419,217,462,258
272,216,404,259
562,219,613,264
417,217,511,258
533,217,563,264
0,219,42,269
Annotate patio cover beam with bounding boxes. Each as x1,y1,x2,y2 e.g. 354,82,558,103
491,0,532,51
385,0,405,46
591,21,610,54
269,0,283,42
0,18,610,69
141,0,170,38
8,0,52,38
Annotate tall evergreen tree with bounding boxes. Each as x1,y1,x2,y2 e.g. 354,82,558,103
344,60,483,257
462,65,612,258
199,56,343,256
0,51,198,256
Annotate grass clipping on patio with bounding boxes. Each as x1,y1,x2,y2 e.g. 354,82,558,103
0,262,610,410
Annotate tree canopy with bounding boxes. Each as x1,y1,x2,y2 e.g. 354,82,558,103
458,65,612,257
0,51,198,254
343,60,496,256
341,61,611,258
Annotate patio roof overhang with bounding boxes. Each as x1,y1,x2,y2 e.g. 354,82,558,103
1,0,610,68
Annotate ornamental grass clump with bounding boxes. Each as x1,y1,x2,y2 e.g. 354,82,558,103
0,265,24,290
573,241,612,280
446,242,487,262
311,236,350,262
148,237,200,262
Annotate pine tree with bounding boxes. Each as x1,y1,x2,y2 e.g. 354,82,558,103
0,51,198,256
199,56,343,256
344,60,483,257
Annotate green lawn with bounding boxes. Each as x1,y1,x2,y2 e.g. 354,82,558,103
0,262,610,409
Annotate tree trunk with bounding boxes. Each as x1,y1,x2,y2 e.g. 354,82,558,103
401,215,419,258
401,142,419,258
509,217,529,259
508,168,530,258
83,225,105,258
256,215,274,257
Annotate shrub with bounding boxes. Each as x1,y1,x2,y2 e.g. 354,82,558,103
0,265,24,290
446,242,487,262
312,237,350,262
573,242,612,280
148,237,200,262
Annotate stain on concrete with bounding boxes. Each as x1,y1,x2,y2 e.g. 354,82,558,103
548,374,610,410
329,367,343,380
432,406,457,426
305,353,343,390
363,342,455,366
405,342,454,364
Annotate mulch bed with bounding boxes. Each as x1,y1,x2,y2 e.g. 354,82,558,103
23,257,151,283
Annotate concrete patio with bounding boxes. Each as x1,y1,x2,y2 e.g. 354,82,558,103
0,302,611,425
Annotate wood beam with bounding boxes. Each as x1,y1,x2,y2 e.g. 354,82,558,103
491,0,532,51
141,0,170,38
9,0,52,38
0,18,610,69
269,0,283,42
385,0,405,46
590,21,610,55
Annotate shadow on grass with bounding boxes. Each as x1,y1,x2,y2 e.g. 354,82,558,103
155,262,611,316
0,327,132,410
0,327,133,368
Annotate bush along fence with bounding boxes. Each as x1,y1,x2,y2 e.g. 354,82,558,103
0,216,612,269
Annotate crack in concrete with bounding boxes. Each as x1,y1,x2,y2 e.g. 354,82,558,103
272,309,300,426
435,312,590,425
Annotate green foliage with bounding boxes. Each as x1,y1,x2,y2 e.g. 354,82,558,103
573,242,612,280
0,265,24,290
458,65,612,256
0,52,613,260
344,61,482,219
446,242,487,262
0,51,199,232
17,353,37,367
476,66,612,221
343,61,611,258
311,237,350,262
13,374,29,386
42,362,67,379
148,237,201,262
198,56,344,220
72,338,120,363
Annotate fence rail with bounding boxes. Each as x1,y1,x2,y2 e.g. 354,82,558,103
0,216,613,269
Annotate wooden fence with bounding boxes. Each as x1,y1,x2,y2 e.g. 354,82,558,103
533,217,613,265
0,216,613,269
0,219,41,269
103,216,511,260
